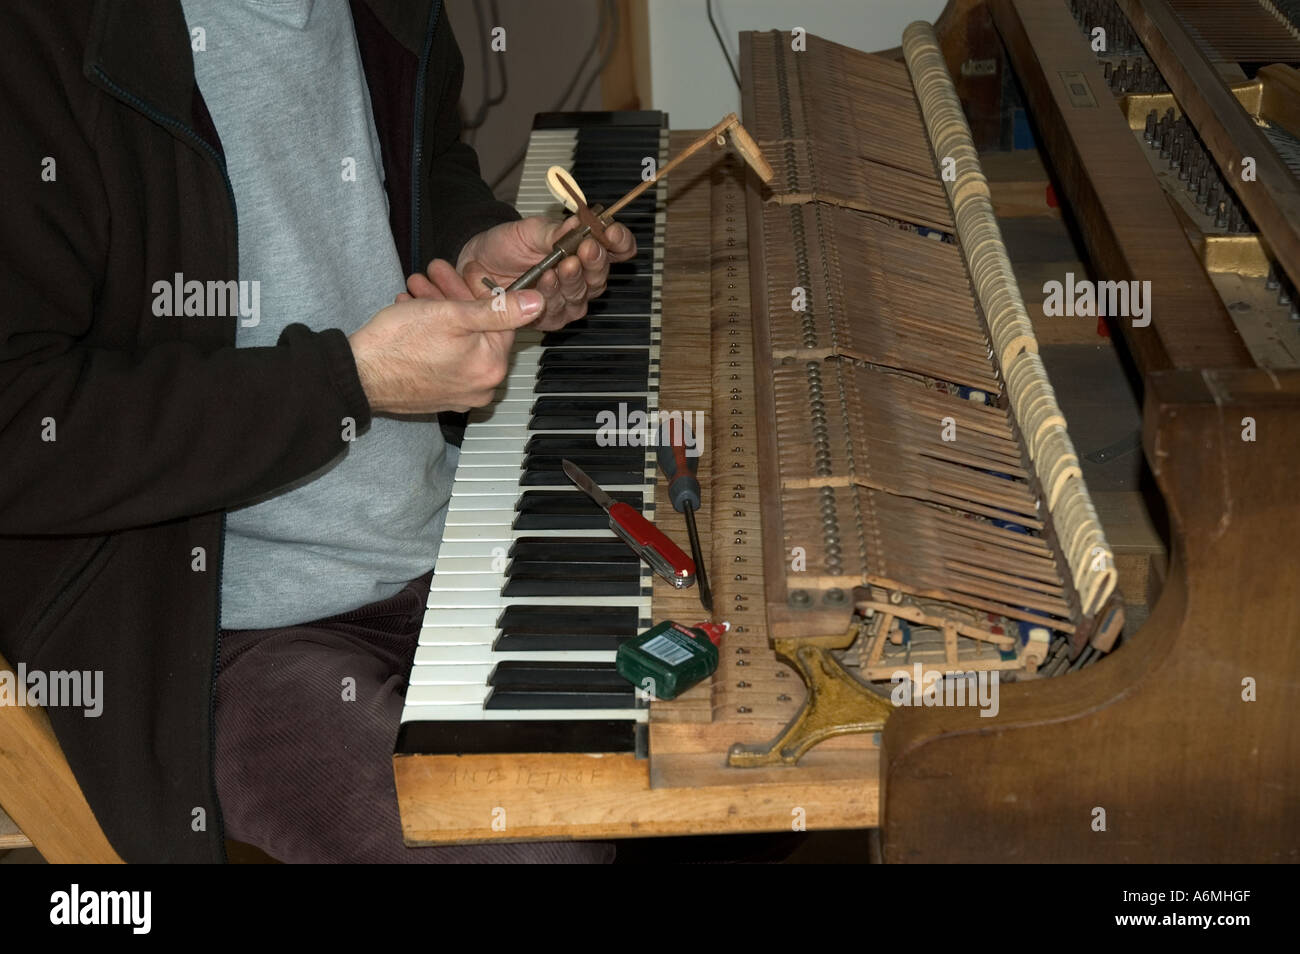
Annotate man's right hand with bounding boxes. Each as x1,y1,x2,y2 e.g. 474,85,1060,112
348,289,544,414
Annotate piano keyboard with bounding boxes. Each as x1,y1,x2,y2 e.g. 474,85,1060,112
396,112,670,757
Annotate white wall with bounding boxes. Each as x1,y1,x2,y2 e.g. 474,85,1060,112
647,0,949,130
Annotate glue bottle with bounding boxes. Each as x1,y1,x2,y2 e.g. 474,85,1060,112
616,620,728,700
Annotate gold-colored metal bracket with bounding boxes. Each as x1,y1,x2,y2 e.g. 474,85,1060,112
727,625,894,767
1117,65,1300,141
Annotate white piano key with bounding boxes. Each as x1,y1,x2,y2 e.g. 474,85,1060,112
441,524,625,543
432,529,618,559
403,684,492,705
413,645,616,665
444,512,516,528
427,572,516,593
415,626,499,645
407,665,495,687
400,705,648,723
450,480,643,498
419,608,508,627
458,437,533,453
426,592,643,610
428,553,508,573
454,455,528,470
465,409,532,428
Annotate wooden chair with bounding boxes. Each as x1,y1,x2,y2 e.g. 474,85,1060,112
0,652,122,863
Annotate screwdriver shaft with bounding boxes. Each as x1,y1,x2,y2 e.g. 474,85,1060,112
683,505,711,613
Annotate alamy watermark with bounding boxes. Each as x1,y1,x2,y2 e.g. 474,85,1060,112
1043,272,1151,328
0,663,103,717
890,664,1000,718
151,272,260,326
595,404,705,456
50,884,150,934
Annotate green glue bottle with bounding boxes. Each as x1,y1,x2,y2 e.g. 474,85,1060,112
616,619,729,700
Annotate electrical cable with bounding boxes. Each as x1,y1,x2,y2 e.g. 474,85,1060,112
489,0,620,194
573,0,621,112
707,0,741,89
462,0,509,133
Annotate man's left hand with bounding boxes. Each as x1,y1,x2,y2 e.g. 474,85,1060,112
404,217,637,332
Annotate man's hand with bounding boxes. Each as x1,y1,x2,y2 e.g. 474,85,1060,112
349,290,544,414
404,216,637,331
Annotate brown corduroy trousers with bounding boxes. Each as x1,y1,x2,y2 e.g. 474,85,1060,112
214,571,614,863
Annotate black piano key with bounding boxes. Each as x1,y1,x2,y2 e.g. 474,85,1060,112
522,459,643,476
565,293,651,310
541,327,651,348
502,574,640,597
485,661,638,708
534,368,649,383
496,604,639,639
530,395,647,415
551,316,651,330
395,719,640,755
485,691,638,710
503,537,644,595
522,451,644,471
490,661,630,692
534,375,648,395
512,490,642,530
529,396,647,431
493,603,643,652
509,538,639,562
532,396,647,415
515,490,641,514
495,632,635,651
523,435,649,461
536,365,649,384
520,468,642,487
564,294,652,311
539,349,648,368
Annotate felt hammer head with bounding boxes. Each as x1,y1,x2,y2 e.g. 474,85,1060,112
727,120,774,183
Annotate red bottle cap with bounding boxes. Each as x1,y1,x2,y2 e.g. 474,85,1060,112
690,621,729,646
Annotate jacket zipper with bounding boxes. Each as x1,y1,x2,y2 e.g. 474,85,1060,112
90,67,236,861
409,0,444,273
93,0,442,860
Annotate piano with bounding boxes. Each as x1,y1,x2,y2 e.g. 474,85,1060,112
393,0,1300,862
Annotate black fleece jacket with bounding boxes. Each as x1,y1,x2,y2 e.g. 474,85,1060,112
0,0,518,862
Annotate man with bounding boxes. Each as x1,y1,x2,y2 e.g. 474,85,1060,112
0,0,632,862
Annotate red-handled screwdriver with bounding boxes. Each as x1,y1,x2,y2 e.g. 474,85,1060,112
656,418,712,613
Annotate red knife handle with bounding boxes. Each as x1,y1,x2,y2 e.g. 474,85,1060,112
607,502,695,583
